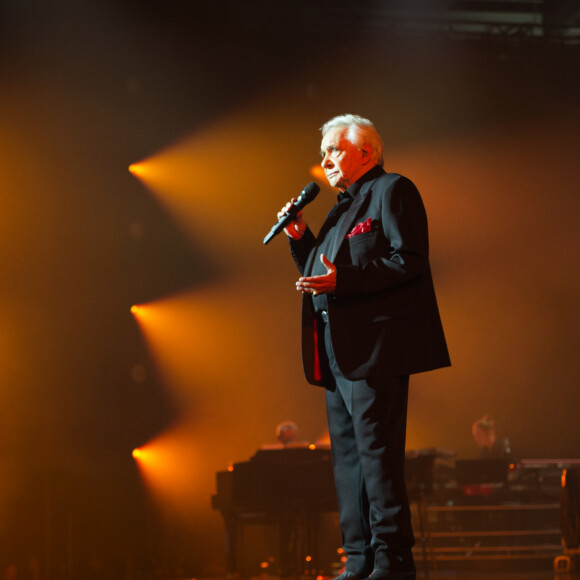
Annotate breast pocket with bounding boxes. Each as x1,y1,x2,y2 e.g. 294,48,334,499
345,230,385,264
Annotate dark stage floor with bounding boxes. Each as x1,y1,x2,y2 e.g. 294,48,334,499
184,573,579,580
183,570,580,580
413,564,579,579
429,573,578,577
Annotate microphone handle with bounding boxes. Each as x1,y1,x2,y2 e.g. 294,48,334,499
263,210,296,245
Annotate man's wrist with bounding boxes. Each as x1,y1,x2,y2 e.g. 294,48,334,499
286,222,306,240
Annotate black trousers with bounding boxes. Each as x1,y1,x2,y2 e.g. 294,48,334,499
322,320,415,576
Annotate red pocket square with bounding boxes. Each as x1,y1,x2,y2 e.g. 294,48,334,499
346,217,372,239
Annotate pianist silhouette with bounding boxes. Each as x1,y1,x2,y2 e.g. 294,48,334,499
278,115,450,580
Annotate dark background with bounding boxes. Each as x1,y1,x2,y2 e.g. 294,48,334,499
1,1,579,578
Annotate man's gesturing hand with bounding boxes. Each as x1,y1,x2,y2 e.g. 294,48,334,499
296,254,336,296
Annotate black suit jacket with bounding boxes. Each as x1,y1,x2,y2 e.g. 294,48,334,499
290,167,450,385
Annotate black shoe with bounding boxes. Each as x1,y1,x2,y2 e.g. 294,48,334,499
367,568,415,580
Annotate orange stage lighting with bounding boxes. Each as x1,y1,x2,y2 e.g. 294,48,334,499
562,468,567,488
130,427,206,521
125,106,325,268
130,302,159,321
128,163,144,176
309,164,326,182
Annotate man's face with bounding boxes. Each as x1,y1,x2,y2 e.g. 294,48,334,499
320,128,369,191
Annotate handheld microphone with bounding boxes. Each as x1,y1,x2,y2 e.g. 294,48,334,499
263,182,320,245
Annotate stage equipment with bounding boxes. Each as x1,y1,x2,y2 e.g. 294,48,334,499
213,452,580,576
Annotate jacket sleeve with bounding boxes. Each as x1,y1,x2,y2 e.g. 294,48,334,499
289,227,316,276
335,176,430,297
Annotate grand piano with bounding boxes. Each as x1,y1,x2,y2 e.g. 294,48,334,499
211,445,338,577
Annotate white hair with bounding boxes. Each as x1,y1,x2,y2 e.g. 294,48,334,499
321,114,384,167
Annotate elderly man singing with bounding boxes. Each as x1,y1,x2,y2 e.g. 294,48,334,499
278,114,450,580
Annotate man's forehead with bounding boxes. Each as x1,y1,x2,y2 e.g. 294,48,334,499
321,127,348,149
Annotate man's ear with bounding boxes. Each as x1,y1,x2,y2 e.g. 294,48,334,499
360,143,373,165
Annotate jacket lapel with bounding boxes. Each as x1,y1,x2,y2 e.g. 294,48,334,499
327,179,375,262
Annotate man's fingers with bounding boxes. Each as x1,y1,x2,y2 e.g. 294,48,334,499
320,253,336,272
